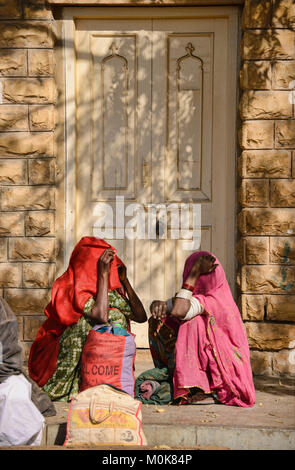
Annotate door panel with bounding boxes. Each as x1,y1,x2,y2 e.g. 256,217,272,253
74,11,237,346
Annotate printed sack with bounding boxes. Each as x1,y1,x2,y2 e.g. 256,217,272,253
64,384,147,447
79,323,136,397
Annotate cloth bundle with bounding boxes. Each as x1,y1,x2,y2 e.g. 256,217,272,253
135,367,173,405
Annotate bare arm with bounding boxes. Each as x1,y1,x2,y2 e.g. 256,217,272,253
150,254,218,321
89,248,115,323
118,265,147,323
170,255,217,320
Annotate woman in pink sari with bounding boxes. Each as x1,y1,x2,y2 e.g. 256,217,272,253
149,252,255,407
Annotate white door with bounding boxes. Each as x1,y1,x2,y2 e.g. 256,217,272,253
66,7,238,346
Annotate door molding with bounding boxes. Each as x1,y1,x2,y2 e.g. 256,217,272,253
62,6,239,292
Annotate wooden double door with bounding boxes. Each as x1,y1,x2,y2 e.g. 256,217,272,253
67,7,238,345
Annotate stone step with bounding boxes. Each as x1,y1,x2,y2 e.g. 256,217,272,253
42,386,295,450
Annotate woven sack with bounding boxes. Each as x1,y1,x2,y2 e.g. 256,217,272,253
64,384,147,447
79,323,136,397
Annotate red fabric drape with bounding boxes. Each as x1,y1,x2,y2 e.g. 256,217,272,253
28,237,124,387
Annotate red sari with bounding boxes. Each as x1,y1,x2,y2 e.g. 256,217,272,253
28,237,123,387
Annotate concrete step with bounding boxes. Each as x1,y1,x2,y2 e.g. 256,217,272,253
42,381,295,450
38,351,295,450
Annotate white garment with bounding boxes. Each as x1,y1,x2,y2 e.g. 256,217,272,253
0,374,44,447
166,296,204,320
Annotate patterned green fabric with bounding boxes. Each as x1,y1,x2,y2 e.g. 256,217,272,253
135,367,173,405
42,290,132,402
84,290,132,330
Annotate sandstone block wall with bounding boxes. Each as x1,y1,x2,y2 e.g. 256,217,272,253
0,0,56,362
239,0,295,377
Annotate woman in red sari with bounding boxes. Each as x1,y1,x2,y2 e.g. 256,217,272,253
149,252,255,407
29,237,146,401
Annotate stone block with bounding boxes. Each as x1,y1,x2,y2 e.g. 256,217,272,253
246,321,295,350
239,179,269,207
238,150,291,178
28,159,56,185
0,22,55,48
24,0,53,19
0,50,27,76
0,263,21,287
0,0,22,18
273,350,295,377
242,0,271,29
29,105,56,131
238,208,295,236
239,121,274,149
17,316,23,340
4,288,51,314
240,61,271,90
250,350,273,376
241,265,295,294
293,152,295,178
266,294,295,322
0,238,7,260
270,180,295,207
0,159,27,184
28,50,55,76
0,105,28,131
1,186,55,210
23,262,56,288
242,30,295,60
9,237,56,261
275,121,295,148
24,315,46,341
237,237,269,265
239,91,291,119
25,211,55,236
240,294,266,321
19,341,32,363
270,237,295,265
2,78,56,104
0,132,54,158
272,0,295,29
0,212,24,236
273,61,295,89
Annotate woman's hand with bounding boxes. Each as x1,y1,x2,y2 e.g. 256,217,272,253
150,300,167,320
97,248,115,276
118,264,127,285
186,254,218,284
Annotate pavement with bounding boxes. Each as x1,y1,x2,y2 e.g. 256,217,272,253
3,350,295,451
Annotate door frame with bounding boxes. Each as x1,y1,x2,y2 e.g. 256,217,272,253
60,5,239,293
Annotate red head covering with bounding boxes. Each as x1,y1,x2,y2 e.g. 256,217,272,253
28,237,124,386
174,250,256,407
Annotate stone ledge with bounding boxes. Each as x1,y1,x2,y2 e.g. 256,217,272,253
47,0,244,5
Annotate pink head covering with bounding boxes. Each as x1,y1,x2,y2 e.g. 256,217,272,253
173,250,256,407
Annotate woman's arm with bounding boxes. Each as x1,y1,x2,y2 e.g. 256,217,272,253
118,265,147,323
170,255,218,320
88,248,115,323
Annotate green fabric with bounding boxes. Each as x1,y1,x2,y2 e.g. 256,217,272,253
42,289,132,402
84,290,132,330
135,367,173,405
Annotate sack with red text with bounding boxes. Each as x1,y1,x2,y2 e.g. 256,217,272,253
64,384,147,447
79,323,136,397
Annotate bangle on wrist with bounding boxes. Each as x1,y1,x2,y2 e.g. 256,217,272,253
182,283,195,292
176,288,193,300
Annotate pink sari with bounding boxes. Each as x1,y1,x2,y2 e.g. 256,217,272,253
173,251,255,407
